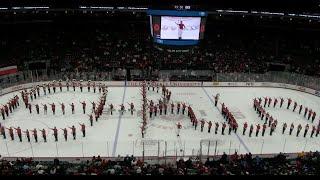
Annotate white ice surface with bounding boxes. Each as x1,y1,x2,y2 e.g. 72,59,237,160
1,86,320,157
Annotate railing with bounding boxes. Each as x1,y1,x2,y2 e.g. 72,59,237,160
155,70,320,91
215,72,320,91
0,139,312,163
0,69,125,90
3,70,319,92
158,70,213,81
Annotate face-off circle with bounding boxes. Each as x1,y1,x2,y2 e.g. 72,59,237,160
159,114,185,121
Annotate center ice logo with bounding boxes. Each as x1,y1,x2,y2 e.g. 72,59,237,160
160,114,185,121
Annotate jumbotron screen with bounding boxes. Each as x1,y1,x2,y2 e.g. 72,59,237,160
147,10,207,46
160,16,201,40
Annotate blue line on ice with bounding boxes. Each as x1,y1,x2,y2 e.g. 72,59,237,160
201,86,251,153
112,81,127,156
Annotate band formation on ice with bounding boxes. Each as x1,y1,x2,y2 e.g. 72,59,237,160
1,80,320,144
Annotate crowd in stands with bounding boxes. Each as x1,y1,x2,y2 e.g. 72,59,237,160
1,151,319,175
0,14,320,176
0,14,319,79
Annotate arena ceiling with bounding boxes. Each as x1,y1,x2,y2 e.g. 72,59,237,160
0,0,319,13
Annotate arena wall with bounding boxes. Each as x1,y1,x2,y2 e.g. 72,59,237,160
1,152,300,164
1,81,319,97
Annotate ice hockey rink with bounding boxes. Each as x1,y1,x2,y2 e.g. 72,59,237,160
1,84,320,158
